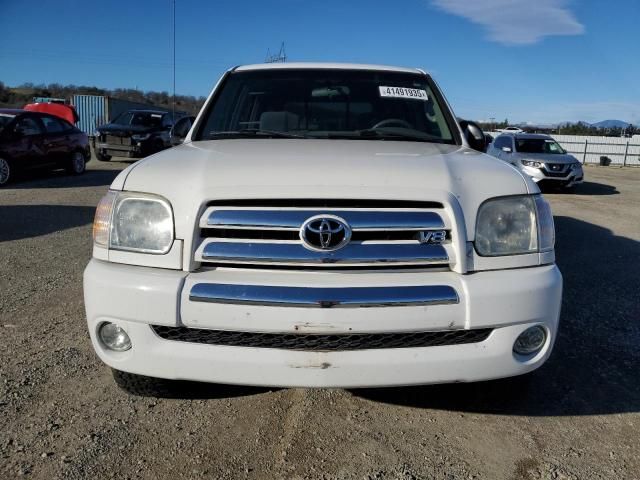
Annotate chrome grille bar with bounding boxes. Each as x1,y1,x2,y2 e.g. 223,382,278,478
189,283,459,308
200,241,449,266
205,209,445,231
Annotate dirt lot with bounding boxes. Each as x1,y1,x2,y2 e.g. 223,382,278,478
1,160,638,480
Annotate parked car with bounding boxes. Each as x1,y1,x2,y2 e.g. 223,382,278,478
487,132,584,190
500,126,524,133
24,102,79,125
484,132,494,152
0,109,90,186
93,109,183,161
84,63,561,393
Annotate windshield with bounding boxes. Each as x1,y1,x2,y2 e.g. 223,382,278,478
112,111,164,127
0,113,16,131
194,69,456,143
516,138,565,154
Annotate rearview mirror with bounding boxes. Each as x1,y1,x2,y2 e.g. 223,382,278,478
311,86,350,98
458,120,486,152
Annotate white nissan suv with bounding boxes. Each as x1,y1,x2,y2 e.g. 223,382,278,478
84,63,562,393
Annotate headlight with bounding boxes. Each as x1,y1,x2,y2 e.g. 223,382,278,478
571,162,582,170
131,133,152,141
521,159,542,168
475,195,554,256
93,191,174,254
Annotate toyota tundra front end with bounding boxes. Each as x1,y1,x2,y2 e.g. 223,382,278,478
84,63,562,392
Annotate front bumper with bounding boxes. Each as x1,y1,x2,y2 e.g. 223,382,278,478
522,164,584,186
84,260,562,388
95,142,143,158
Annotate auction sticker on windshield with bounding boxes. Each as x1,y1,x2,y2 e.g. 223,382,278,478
379,86,428,100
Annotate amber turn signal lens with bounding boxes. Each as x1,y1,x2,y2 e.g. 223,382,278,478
93,191,117,247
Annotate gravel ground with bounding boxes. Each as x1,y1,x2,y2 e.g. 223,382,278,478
0,158,638,480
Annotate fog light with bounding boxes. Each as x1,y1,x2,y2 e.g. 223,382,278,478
99,323,132,352
513,326,546,355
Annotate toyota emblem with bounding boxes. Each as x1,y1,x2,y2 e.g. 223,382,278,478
300,215,352,251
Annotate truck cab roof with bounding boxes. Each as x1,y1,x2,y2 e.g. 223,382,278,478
234,62,426,75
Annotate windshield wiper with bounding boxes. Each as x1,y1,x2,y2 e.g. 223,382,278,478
206,129,307,139
357,129,445,143
322,130,444,143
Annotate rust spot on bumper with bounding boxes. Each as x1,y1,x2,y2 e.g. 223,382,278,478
289,362,332,370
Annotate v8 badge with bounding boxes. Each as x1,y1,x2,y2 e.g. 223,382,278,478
418,230,447,244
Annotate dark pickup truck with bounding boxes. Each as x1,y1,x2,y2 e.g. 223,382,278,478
94,109,184,161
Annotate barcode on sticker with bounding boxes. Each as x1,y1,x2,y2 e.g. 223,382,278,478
379,86,428,100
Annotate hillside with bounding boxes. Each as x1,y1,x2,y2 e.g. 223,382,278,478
591,119,634,129
0,81,206,115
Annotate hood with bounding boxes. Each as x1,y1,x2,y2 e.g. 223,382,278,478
115,139,533,239
97,123,156,136
514,152,578,164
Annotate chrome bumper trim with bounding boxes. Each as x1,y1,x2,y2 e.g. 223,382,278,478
204,209,445,231
189,283,459,308
96,143,137,151
200,241,449,266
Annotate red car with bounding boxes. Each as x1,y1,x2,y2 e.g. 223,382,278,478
24,102,79,125
0,109,91,186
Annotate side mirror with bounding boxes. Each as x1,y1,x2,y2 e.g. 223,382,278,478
169,127,184,146
459,120,486,152
501,147,512,153
170,117,193,146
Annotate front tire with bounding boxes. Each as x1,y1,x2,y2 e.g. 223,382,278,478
67,151,86,175
112,369,178,397
0,157,12,187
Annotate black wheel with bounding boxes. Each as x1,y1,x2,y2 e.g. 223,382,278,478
96,152,112,162
112,369,178,397
66,151,86,175
0,157,11,187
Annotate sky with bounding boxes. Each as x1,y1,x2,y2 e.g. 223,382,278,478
1,0,639,125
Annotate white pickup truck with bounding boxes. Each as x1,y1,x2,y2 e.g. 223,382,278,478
84,63,562,393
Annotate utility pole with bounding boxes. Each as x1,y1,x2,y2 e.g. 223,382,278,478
172,0,176,121
265,42,287,63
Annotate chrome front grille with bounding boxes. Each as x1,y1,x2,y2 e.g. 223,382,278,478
541,163,571,177
105,134,132,145
194,203,454,269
